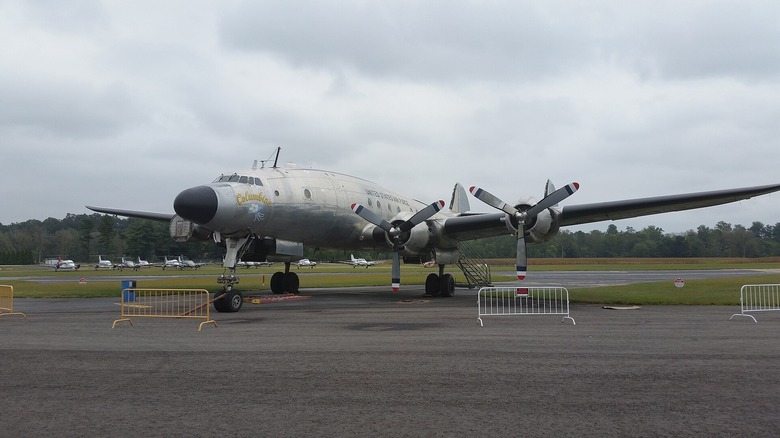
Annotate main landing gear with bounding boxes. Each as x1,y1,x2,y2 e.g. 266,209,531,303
424,265,455,297
269,262,299,294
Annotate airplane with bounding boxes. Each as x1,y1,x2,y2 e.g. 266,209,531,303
296,258,317,268
347,254,376,268
177,255,204,269
87,147,780,313
53,256,80,271
161,256,181,270
117,257,139,271
136,257,153,268
94,255,113,270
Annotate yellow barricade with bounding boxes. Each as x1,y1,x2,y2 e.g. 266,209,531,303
0,284,27,319
113,288,217,331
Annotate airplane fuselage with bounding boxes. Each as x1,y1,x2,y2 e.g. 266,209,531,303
174,166,457,253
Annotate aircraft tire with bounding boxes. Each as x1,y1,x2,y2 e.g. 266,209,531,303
284,272,300,294
425,274,440,296
440,274,455,297
213,292,227,313
270,272,285,294
223,290,243,312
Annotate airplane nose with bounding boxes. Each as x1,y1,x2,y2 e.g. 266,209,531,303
173,185,218,224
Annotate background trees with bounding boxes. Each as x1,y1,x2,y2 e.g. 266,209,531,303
1,214,779,264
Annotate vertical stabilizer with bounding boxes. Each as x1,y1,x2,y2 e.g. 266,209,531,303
450,183,471,214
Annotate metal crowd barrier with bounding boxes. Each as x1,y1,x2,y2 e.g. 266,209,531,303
113,288,217,331
478,286,575,326
0,285,27,320
730,284,780,323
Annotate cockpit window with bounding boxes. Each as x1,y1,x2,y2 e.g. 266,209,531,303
213,174,263,185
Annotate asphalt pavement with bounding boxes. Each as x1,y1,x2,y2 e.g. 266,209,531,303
1,284,779,437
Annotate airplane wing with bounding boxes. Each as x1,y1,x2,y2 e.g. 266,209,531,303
443,183,780,240
558,183,780,227
86,206,174,222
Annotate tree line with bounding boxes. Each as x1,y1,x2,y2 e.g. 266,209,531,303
2,214,780,265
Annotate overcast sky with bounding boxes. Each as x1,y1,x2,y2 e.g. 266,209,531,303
2,0,779,233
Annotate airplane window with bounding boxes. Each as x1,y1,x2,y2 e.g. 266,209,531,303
367,198,373,207
228,174,240,182
248,177,254,185
397,206,401,213
254,178,263,186
304,189,312,199
274,190,280,197
377,201,381,210
388,204,392,212
239,176,248,184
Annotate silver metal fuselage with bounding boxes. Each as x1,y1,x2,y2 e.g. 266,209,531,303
199,167,449,252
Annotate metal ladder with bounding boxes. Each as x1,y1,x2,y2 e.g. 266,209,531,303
455,241,492,289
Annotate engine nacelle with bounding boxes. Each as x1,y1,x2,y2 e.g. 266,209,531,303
369,211,434,255
511,196,561,244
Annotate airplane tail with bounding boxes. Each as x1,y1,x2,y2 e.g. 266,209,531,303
450,183,471,214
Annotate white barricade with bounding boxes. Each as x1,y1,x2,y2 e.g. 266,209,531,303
730,284,780,323
478,286,575,326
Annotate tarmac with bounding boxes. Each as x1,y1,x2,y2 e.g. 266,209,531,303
1,283,779,437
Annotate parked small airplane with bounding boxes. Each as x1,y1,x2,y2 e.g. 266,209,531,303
53,256,80,271
347,254,376,268
87,148,780,313
296,258,317,268
136,257,152,268
161,256,180,270
117,257,139,271
94,255,113,270
177,255,203,269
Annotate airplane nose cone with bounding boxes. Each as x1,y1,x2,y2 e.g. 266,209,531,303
174,185,218,224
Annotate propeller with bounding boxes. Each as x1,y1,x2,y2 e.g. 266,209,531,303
352,200,445,291
469,182,579,280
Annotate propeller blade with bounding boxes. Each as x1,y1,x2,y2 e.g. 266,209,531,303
391,251,400,291
468,186,518,216
525,182,579,218
398,200,446,233
351,203,393,232
516,225,527,280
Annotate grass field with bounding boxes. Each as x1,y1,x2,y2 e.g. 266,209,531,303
2,258,779,305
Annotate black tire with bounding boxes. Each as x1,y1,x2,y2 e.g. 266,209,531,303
223,289,243,312
213,291,227,313
284,272,300,294
270,272,285,294
440,273,455,297
425,273,440,296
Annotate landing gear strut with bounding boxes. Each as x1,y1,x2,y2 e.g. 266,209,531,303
270,262,300,294
424,265,455,297
214,267,244,313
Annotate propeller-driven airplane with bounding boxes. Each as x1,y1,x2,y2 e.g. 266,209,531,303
296,258,317,268
94,255,113,270
346,254,377,268
161,256,181,270
136,257,152,268
87,148,780,313
53,256,80,271
117,257,139,271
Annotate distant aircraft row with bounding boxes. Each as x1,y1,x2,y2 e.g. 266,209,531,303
52,253,380,271
53,255,204,271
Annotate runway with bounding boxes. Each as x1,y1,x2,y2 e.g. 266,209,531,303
2,281,779,436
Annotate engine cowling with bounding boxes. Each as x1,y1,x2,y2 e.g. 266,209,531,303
368,211,434,255
511,196,561,243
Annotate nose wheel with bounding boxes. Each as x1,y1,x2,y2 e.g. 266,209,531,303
214,268,243,312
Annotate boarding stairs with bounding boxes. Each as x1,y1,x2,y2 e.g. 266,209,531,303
455,242,492,289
